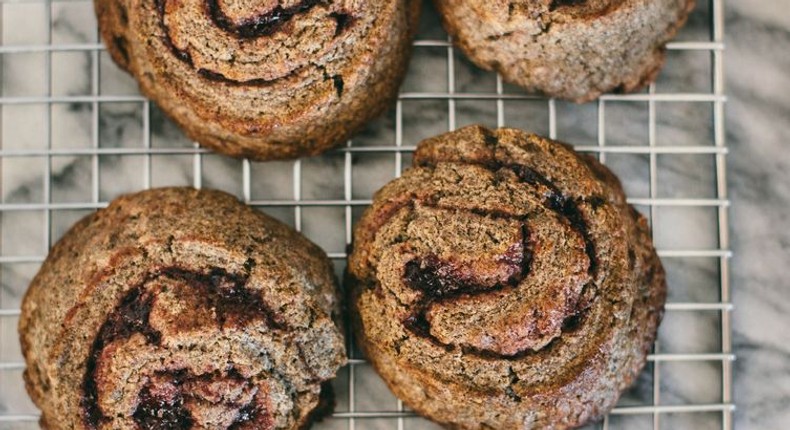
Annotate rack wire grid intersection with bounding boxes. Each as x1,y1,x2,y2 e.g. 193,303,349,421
0,1,732,429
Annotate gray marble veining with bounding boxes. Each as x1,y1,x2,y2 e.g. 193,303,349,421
727,1,790,429
0,0,783,428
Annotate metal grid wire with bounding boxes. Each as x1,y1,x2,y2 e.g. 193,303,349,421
0,1,732,429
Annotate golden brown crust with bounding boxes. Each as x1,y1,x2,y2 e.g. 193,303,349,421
348,125,666,429
433,0,695,102
95,0,421,160
19,187,346,429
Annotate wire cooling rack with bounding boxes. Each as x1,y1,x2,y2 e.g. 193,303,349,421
0,1,732,429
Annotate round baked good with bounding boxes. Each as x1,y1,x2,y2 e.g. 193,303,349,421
19,187,346,429
348,125,666,429
94,0,421,160
433,0,694,102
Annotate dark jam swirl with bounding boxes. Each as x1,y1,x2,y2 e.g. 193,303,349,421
399,147,604,359
154,0,355,85
81,267,281,429
206,0,325,39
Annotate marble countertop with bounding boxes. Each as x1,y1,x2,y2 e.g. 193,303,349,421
726,1,790,428
0,0,785,429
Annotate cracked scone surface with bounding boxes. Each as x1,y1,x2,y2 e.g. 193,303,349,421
348,126,666,429
95,0,421,160
19,187,346,429
433,0,694,102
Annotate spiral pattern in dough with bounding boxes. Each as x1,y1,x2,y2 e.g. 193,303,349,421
20,188,346,429
349,125,666,429
96,0,420,159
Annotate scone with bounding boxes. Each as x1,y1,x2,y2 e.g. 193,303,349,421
95,0,421,160
19,187,346,429
348,125,666,429
434,0,694,102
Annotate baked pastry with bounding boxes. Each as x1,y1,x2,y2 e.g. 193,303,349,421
95,0,421,160
348,125,665,429
19,187,346,429
433,0,694,102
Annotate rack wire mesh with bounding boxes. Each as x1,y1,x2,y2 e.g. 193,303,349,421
0,1,732,429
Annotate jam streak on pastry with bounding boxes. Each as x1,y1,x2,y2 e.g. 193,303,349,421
81,267,283,429
154,0,355,85
398,163,603,359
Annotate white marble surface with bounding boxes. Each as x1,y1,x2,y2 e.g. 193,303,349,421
0,0,781,429
726,1,790,429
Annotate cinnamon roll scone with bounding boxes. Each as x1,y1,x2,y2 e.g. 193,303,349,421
348,126,666,429
433,0,694,102
19,188,346,429
95,0,420,160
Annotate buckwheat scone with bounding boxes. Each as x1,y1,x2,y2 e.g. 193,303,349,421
348,125,666,429
19,187,346,429
94,0,420,160
433,0,694,102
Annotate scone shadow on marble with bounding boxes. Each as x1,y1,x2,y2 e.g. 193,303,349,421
18,187,346,429
94,0,422,160
347,125,666,429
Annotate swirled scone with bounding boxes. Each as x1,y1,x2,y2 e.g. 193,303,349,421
95,0,421,159
434,0,694,102
348,125,666,429
19,187,346,429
